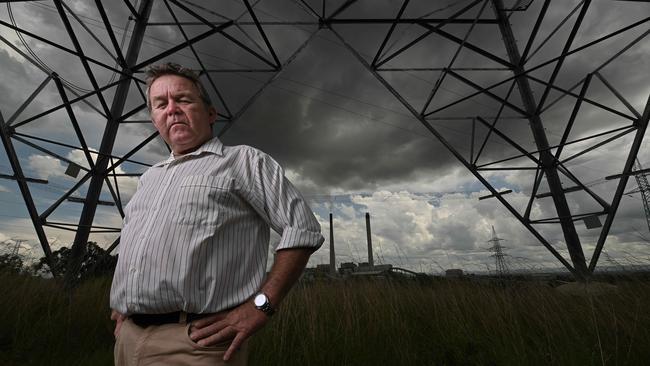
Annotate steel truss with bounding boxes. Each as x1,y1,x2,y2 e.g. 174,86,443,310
632,160,650,233
0,0,648,281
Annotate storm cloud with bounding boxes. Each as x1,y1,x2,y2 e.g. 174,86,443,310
1,0,649,272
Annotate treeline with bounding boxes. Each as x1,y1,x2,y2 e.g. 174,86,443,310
0,241,116,280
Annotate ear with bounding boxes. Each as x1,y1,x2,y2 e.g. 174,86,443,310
207,106,217,125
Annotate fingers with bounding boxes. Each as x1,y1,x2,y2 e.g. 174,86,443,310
110,309,124,321
114,321,122,339
189,311,244,347
194,326,236,347
190,309,235,342
190,304,265,356
190,312,224,329
223,332,247,361
190,318,231,345
112,311,125,339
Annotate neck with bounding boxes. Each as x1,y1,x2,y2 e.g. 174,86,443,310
172,137,212,157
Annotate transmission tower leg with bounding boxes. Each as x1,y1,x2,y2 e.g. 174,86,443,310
0,112,56,274
329,213,336,274
634,160,650,233
491,0,589,280
64,0,153,286
589,95,650,271
329,24,582,280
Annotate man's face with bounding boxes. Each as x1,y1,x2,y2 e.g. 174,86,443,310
149,74,216,155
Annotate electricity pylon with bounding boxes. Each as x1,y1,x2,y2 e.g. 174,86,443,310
487,226,509,277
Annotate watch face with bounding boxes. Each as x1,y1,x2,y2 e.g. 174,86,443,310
254,294,266,307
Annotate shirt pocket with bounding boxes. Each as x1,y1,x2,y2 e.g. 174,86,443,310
175,175,234,227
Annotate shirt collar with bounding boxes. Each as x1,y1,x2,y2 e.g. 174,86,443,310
153,136,224,167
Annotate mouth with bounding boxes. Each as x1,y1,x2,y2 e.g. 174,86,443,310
169,121,187,129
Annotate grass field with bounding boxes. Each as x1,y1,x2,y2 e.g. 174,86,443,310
1,271,649,365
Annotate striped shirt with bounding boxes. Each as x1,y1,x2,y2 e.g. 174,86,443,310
110,137,324,315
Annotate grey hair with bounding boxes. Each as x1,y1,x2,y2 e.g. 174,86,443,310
144,62,213,111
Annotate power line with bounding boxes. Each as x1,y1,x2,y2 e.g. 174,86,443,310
8,3,92,93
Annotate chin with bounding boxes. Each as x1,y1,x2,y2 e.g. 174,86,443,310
174,140,200,151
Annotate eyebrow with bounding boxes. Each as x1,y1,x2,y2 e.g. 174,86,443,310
151,92,195,102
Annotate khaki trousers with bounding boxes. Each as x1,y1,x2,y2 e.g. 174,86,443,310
114,317,249,366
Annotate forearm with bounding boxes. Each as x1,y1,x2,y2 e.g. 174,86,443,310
260,247,313,308
188,247,313,360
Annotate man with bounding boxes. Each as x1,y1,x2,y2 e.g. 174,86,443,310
110,63,324,365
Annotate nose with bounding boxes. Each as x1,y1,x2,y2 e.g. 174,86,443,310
165,98,180,115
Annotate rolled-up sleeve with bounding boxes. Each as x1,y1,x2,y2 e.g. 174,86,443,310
243,149,324,251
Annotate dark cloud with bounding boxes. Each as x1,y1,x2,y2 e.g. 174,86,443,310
219,32,463,191
0,48,38,117
215,0,649,197
7,0,645,195
1,0,648,269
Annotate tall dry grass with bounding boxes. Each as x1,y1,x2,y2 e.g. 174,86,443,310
1,271,649,365
251,278,650,365
0,272,114,365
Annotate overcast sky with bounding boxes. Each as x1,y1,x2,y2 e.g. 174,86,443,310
0,0,649,274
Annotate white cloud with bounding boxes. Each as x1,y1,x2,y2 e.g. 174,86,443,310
308,190,510,272
307,188,650,274
285,168,322,196
27,154,67,180
0,218,80,261
66,149,139,200
25,148,140,202
0,184,10,193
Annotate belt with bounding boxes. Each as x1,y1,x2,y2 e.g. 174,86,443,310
130,312,210,327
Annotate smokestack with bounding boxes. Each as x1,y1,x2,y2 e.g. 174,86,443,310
365,212,374,268
329,213,336,274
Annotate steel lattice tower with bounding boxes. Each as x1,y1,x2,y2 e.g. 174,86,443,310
0,0,648,282
633,160,650,233
487,225,509,277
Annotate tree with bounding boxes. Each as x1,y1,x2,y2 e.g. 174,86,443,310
0,253,24,274
32,242,117,280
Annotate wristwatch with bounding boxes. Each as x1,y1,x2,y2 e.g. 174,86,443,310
253,292,275,317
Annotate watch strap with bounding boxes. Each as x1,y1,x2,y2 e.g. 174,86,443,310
254,293,275,317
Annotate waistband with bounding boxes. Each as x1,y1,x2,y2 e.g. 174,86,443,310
130,311,211,327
